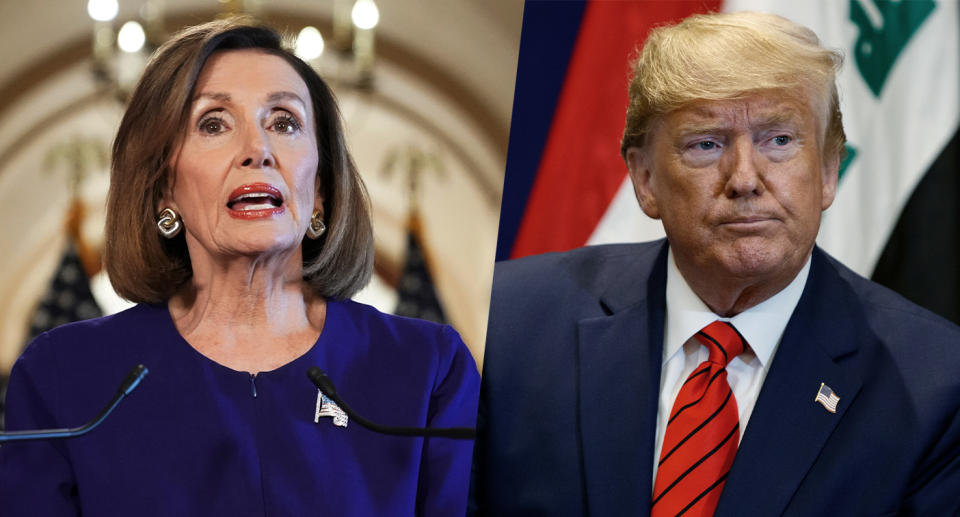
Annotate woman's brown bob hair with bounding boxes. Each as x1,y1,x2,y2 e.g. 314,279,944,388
105,18,374,303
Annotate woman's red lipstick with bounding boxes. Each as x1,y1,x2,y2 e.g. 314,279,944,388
226,183,285,219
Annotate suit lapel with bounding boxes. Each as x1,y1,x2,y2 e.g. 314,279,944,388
579,243,668,517
715,249,865,517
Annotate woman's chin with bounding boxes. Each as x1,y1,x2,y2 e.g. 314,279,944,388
215,233,304,261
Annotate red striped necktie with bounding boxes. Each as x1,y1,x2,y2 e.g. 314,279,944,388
651,320,747,517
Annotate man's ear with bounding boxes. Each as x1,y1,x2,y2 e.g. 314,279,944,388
820,149,840,211
626,146,661,219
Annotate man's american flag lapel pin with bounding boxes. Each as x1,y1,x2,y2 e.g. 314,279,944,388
815,382,840,413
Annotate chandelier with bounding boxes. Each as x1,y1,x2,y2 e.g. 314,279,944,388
86,0,382,101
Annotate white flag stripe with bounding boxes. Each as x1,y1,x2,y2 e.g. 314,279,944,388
815,392,839,412
586,176,665,246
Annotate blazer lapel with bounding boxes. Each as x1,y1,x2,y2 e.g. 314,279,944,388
579,243,668,517
715,249,865,517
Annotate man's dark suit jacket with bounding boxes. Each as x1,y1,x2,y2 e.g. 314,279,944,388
471,240,960,516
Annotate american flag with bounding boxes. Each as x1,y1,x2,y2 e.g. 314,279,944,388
1,240,102,430
314,390,348,428
815,383,840,414
394,220,446,325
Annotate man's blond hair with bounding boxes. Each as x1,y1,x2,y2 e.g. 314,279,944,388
621,11,846,160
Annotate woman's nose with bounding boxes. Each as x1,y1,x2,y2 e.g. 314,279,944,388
238,128,275,169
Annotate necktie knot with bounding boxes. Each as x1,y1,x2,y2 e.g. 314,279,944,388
694,320,746,367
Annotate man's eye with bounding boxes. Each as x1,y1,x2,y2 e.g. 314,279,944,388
772,135,791,146
695,141,717,150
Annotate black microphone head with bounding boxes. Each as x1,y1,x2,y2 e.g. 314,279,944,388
119,364,148,396
307,366,338,397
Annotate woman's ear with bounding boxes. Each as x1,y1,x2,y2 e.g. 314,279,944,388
314,194,325,217
157,162,178,209
314,174,325,215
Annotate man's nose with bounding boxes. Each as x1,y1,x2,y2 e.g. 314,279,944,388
236,127,275,169
723,136,764,198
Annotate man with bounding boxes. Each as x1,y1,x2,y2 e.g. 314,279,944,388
471,11,960,517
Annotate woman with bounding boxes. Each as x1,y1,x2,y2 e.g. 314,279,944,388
0,19,479,516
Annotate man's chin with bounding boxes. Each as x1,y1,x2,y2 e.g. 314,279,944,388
715,245,806,283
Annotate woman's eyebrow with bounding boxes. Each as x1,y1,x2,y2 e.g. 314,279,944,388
266,91,306,106
193,91,231,102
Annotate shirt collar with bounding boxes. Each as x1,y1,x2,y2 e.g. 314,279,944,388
663,247,811,367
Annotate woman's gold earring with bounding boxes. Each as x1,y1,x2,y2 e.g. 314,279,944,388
306,211,326,239
157,208,182,239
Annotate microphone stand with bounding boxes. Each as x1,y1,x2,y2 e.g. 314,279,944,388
307,366,475,439
0,364,148,443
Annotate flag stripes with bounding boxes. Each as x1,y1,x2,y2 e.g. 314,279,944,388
494,1,587,261
501,0,719,261
873,129,960,324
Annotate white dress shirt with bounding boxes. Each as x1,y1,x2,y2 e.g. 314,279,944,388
651,247,811,483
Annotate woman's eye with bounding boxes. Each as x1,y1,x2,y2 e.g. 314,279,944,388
199,118,225,135
272,116,301,134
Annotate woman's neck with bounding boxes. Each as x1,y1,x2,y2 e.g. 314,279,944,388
168,253,327,374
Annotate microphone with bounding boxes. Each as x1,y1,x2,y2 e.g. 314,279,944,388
307,366,475,439
0,364,148,443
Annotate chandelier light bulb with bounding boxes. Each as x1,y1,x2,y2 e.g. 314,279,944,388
88,0,119,22
117,21,146,53
351,0,380,30
295,26,325,60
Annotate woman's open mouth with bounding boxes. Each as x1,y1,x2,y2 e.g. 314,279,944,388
226,183,285,219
